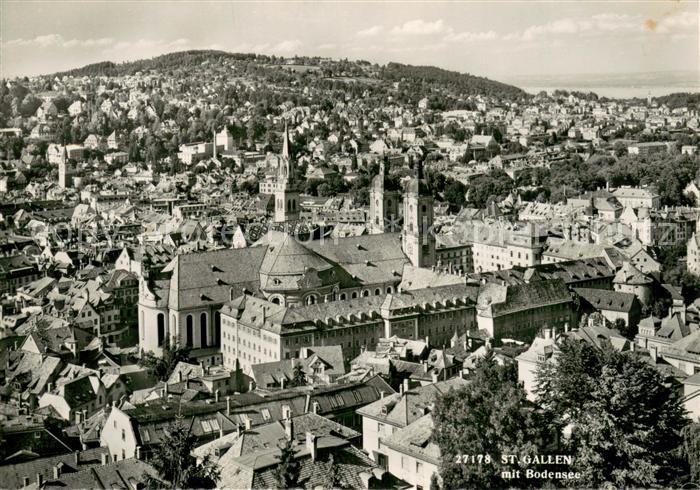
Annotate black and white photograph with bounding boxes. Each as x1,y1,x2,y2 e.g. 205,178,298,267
0,0,699,488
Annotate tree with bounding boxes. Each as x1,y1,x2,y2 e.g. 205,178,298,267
433,355,548,489
290,363,307,387
536,340,689,488
681,423,700,485
139,338,191,381
442,178,467,211
272,438,300,489
613,318,636,341
147,414,220,489
319,454,341,490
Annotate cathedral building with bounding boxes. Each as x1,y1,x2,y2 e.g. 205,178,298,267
138,231,409,356
139,162,461,358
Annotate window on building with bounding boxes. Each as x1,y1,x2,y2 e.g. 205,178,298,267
157,313,165,346
186,315,193,347
200,312,207,347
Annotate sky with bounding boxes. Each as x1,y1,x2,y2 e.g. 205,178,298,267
0,0,698,84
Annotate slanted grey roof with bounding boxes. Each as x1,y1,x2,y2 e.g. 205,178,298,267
574,287,637,313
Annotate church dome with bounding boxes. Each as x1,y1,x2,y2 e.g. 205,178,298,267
259,232,333,276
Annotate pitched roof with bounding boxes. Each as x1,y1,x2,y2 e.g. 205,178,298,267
381,413,440,464
574,287,637,313
477,278,572,317
164,246,266,309
0,447,108,489
357,377,467,426
304,233,408,286
35,457,156,490
613,261,652,285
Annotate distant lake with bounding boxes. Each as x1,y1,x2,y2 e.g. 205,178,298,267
521,85,699,99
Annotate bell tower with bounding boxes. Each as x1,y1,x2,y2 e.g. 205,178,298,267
369,160,399,234
274,121,300,223
402,159,435,268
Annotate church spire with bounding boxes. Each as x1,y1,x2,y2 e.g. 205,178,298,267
282,120,290,160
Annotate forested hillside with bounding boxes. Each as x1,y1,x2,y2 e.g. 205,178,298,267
380,62,528,99
50,50,528,102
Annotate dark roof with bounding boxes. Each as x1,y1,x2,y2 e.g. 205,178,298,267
357,377,468,426
0,447,108,489
163,246,266,309
478,278,573,317
574,287,637,313
37,457,157,490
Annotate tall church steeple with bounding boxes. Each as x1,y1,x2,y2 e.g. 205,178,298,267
274,120,300,223
402,158,436,268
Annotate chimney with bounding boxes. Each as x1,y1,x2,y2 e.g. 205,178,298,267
425,336,429,346
178,370,183,382
53,466,61,480
312,401,320,415
75,411,82,424
402,379,409,393
46,382,53,393
458,369,464,379
215,390,220,403
226,396,231,415
305,432,317,461
36,474,43,486
284,418,293,440
431,371,439,384
280,378,285,390
399,383,404,395
248,381,254,392
244,417,252,430
380,390,385,399
74,451,79,465
101,453,109,466
422,360,428,373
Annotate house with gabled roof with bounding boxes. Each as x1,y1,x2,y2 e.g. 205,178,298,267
215,411,394,489
574,287,641,329
356,377,467,468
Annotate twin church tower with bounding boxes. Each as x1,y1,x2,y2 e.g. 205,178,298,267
369,159,436,269
274,122,435,269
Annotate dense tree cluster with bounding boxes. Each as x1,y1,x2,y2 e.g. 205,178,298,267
536,339,691,488
433,352,548,489
380,62,528,100
501,151,699,206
